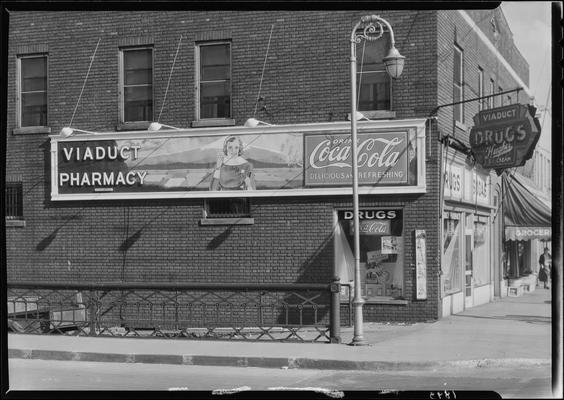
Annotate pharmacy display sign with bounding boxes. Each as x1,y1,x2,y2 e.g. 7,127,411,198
469,104,541,173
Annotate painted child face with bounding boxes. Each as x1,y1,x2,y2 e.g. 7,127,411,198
226,140,240,157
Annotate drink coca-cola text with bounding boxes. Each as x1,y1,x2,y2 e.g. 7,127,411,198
309,137,403,169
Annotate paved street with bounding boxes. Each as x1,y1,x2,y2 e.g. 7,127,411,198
7,289,559,398
8,358,552,398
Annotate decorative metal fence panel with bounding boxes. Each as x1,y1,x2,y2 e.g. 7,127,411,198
7,281,351,343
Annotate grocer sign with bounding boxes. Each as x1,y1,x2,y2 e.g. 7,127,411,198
469,104,541,173
505,226,551,241
49,120,427,201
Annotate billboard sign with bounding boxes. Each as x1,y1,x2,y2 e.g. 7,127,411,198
50,120,426,200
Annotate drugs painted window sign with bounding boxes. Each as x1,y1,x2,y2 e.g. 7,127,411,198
50,121,426,200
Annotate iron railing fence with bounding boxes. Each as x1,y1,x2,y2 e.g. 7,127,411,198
7,281,351,343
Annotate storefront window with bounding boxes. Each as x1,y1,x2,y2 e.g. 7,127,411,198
336,209,404,300
442,214,462,294
473,221,490,285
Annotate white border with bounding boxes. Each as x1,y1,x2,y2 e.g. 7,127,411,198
50,119,427,201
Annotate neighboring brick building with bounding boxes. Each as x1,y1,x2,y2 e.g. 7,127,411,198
5,8,532,323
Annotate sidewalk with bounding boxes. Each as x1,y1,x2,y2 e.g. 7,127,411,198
8,288,553,371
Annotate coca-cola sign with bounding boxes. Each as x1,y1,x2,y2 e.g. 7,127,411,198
304,132,416,186
352,220,391,235
469,104,541,173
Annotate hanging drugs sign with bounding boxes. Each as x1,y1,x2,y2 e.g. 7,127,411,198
469,104,541,174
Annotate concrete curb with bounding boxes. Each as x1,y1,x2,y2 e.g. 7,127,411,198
8,348,551,371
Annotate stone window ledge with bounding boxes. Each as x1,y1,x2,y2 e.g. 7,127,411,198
347,110,396,121
455,120,468,132
364,298,409,305
199,218,254,226
12,126,51,135
116,122,151,131
6,219,26,228
191,119,236,128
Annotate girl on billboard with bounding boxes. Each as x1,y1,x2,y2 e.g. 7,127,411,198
210,135,256,191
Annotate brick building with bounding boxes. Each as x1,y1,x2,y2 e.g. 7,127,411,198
5,8,533,323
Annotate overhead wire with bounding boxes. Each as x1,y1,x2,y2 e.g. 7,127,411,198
157,35,183,124
253,24,275,118
69,38,101,128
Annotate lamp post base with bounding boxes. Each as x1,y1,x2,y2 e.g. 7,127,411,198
349,300,369,346
349,337,369,346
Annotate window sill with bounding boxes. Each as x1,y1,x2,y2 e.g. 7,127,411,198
347,110,396,121
191,119,236,128
116,122,151,131
199,217,254,226
6,219,26,228
363,297,408,305
12,126,51,135
454,120,468,132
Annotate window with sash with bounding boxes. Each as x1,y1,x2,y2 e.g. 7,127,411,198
18,55,48,127
120,47,153,122
488,79,495,109
478,67,485,111
196,42,232,120
356,32,392,111
453,45,464,123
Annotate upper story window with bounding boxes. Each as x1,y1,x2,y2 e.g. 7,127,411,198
18,55,47,127
120,47,153,122
196,42,232,120
453,45,464,124
498,86,504,106
488,79,495,109
356,32,392,111
478,67,484,111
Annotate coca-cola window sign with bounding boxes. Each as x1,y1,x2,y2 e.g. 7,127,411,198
50,120,426,201
304,130,417,187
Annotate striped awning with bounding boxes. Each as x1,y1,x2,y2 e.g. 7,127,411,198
503,173,551,241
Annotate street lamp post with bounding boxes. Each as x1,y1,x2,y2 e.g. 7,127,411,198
349,15,405,346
